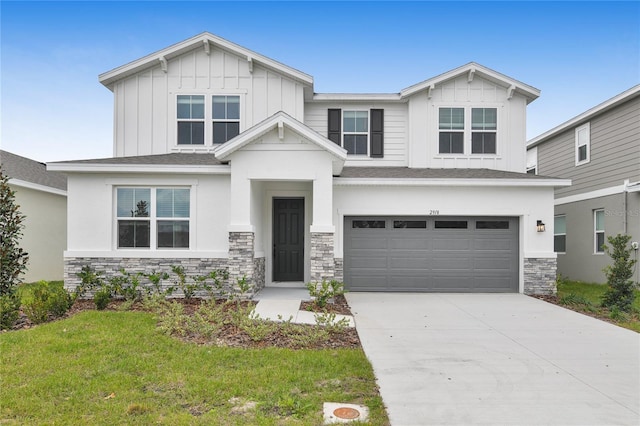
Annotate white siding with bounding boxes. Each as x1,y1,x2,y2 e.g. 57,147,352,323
407,75,527,172
304,102,408,167
112,45,307,157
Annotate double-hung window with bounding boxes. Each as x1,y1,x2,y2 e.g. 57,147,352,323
343,111,369,155
471,108,497,154
554,215,566,253
594,209,605,253
177,95,205,145
327,109,384,157
439,108,464,154
575,122,590,165
212,95,240,144
116,187,190,249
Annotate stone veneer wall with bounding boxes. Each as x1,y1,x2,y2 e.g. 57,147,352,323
524,257,557,295
64,257,228,296
333,258,344,283
310,232,335,282
228,232,260,297
254,257,265,291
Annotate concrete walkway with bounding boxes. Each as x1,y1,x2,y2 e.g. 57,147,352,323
346,293,640,426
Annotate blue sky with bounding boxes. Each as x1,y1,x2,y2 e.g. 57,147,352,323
1,1,638,162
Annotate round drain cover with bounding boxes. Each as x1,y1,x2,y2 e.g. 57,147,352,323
333,407,360,419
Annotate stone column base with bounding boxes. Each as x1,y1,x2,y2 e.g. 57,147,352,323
310,232,335,283
524,257,557,295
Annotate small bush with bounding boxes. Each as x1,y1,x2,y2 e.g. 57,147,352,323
0,293,21,330
601,234,637,312
21,281,72,324
306,280,344,308
94,288,112,310
314,312,351,333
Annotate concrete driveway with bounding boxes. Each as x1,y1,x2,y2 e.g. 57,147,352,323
346,293,639,426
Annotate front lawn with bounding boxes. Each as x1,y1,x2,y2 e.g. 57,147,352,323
553,280,640,332
1,310,388,425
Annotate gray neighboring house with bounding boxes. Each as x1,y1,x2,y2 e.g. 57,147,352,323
527,86,640,283
1,150,67,282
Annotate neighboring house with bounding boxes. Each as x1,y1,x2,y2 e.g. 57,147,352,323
528,86,640,283
48,32,569,296
1,150,67,282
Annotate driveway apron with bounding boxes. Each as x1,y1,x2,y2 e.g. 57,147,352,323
346,293,640,426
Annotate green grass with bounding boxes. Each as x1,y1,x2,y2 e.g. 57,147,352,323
556,280,640,332
1,311,388,425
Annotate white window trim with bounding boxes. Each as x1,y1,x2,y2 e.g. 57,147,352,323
554,215,566,254
172,92,244,149
114,186,192,251
594,208,604,254
575,122,590,166
436,105,501,156
342,109,370,156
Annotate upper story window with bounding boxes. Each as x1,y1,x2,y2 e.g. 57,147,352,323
438,107,498,155
328,109,384,158
116,187,190,249
176,94,240,146
439,108,464,154
575,122,590,166
177,95,205,145
554,215,566,253
212,96,240,145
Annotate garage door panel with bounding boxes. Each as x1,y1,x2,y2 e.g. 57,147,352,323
344,216,518,292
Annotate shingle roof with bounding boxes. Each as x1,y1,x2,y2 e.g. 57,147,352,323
1,150,67,191
50,152,225,166
337,167,554,180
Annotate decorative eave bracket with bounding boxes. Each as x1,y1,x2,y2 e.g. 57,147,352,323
247,56,254,73
203,39,210,55
277,120,285,140
467,67,476,83
159,56,168,73
426,84,435,99
507,84,516,100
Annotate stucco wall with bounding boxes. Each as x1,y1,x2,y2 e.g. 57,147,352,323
12,185,66,282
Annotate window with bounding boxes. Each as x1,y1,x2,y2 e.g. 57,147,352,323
471,108,497,154
177,95,205,145
394,220,427,229
116,187,190,249
575,122,590,165
327,109,384,157
439,108,464,154
212,95,240,144
594,209,605,253
343,111,369,155
352,220,385,229
554,215,566,253
434,220,468,229
476,220,509,230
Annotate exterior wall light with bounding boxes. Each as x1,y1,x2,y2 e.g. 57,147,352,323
536,220,546,232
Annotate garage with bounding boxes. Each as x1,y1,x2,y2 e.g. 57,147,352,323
343,216,519,292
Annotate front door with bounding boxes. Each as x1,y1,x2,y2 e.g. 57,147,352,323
273,198,304,281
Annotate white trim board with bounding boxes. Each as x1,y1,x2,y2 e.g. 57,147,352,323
554,185,626,205
9,178,67,196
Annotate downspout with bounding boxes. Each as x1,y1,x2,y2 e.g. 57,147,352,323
623,179,628,234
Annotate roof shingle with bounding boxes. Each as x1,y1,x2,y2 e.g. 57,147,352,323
1,150,67,191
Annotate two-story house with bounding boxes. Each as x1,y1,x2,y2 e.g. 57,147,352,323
528,86,640,283
49,32,568,295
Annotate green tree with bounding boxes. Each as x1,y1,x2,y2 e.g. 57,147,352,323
601,234,637,312
0,166,29,328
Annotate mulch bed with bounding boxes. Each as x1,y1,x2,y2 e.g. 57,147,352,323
531,294,638,328
6,296,361,350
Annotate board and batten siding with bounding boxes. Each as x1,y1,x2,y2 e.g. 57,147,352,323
408,75,527,172
537,96,640,198
113,46,307,157
304,102,408,166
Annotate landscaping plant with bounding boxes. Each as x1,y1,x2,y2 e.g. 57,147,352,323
21,281,72,323
601,234,637,313
0,167,28,329
306,280,345,308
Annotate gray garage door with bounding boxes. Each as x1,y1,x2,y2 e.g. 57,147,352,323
344,216,519,292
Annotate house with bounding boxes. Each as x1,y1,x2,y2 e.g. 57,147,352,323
527,86,640,283
48,32,569,296
1,150,67,282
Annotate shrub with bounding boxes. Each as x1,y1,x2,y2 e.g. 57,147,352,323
94,288,112,310
601,234,637,312
306,280,345,308
75,265,105,300
0,293,20,330
0,167,28,297
21,281,72,324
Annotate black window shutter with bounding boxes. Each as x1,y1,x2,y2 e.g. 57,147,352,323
328,109,341,145
370,109,384,158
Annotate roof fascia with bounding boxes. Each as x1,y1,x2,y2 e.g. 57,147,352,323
47,163,231,174
527,84,640,148
99,32,313,90
8,178,67,196
400,62,540,103
333,177,571,187
214,112,348,161
311,93,403,102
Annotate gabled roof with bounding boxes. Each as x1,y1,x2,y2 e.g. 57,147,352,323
214,111,348,165
99,32,314,90
400,62,540,103
527,84,640,148
1,150,67,193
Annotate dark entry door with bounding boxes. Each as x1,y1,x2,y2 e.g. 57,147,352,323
273,198,304,281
